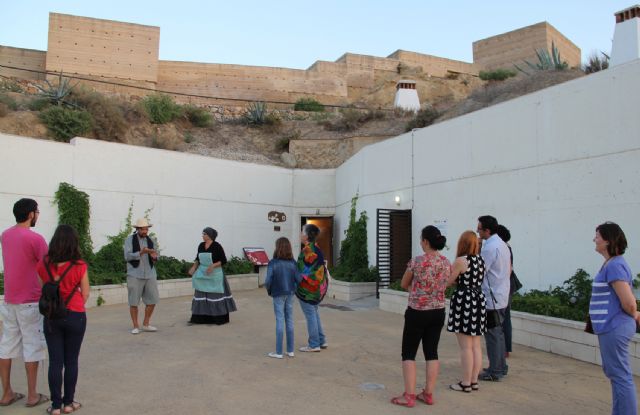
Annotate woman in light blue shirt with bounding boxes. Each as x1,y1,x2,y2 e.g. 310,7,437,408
589,222,639,415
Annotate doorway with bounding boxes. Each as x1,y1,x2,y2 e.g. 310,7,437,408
376,209,412,296
300,216,334,268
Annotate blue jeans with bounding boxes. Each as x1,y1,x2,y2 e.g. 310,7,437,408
272,295,294,355
43,312,87,410
298,299,326,348
598,319,637,415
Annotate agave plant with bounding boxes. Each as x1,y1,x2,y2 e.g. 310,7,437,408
243,101,267,125
35,71,78,107
583,51,610,74
514,42,568,75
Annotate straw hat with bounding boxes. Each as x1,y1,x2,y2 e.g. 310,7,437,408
133,218,152,228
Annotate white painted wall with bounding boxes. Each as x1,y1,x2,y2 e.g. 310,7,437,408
0,135,335,269
336,59,640,290
2,60,639,291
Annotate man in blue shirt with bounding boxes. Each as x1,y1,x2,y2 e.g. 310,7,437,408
477,215,511,381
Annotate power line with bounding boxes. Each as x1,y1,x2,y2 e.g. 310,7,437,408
0,64,397,112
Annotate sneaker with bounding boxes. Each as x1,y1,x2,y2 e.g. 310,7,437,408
131,328,140,335
287,352,295,357
479,372,501,382
299,346,321,352
268,352,283,359
142,325,158,332
320,343,328,349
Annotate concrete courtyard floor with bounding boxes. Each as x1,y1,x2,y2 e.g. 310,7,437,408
3,289,639,415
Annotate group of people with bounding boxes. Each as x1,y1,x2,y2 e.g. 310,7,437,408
390,216,639,415
0,198,638,414
122,220,237,333
263,224,329,357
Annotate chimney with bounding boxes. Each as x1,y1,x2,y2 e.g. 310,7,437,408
610,5,640,66
393,80,420,112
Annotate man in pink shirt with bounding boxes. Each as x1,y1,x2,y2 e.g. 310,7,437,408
0,198,49,408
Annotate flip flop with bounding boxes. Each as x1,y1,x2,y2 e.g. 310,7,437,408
25,393,50,407
63,401,82,413
0,392,25,406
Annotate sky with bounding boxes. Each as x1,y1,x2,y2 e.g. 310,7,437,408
0,1,634,70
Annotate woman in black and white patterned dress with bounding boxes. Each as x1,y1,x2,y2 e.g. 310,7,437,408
446,231,486,393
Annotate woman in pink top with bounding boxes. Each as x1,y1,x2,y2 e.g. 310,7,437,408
391,225,450,408
36,225,90,415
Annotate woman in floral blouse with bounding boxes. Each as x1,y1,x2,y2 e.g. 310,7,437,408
391,225,450,408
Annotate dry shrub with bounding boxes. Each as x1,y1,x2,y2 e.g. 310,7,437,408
0,102,9,117
440,69,584,121
322,108,386,132
70,88,127,141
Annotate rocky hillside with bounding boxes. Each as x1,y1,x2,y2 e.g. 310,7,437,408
0,68,585,168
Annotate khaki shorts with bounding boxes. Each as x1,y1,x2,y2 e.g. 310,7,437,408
0,303,47,362
127,277,159,306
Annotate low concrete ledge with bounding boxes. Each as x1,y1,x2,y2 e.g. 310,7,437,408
378,289,640,376
511,309,640,375
85,274,259,308
378,288,408,314
327,280,377,302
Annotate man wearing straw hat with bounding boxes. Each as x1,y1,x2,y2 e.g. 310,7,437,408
124,218,159,334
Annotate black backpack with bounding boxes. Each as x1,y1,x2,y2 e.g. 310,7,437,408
39,261,78,320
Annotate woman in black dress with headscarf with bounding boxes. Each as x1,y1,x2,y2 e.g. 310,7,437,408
187,227,237,324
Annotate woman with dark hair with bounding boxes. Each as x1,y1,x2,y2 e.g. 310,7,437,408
36,225,90,415
391,226,450,407
446,231,486,393
589,222,639,415
295,224,329,352
188,227,237,325
264,237,298,358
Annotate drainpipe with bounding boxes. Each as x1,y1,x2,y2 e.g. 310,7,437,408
411,129,417,210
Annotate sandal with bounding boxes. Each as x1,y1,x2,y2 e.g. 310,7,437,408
471,382,479,391
63,401,82,413
416,389,434,405
450,382,472,393
390,392,416,407
46,407,61,415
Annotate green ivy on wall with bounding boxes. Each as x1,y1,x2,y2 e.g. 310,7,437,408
53,182,93,260
331,194,378,282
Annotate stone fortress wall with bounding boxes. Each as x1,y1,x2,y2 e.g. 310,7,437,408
0,13,581,106
473,22,581,71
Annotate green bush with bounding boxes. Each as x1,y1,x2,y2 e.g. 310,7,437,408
155,256,192,279
479,69,517,81
511,269,593,321
388,279,405,291
89,272,126,286
0,272,4,295
70,88,127,141
0,93,18,110
405,107,439,132
142,94,183,124
223,256,254,275
294,98,325,112
27,97,50,111
39,106,93,142
183,105,213,128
